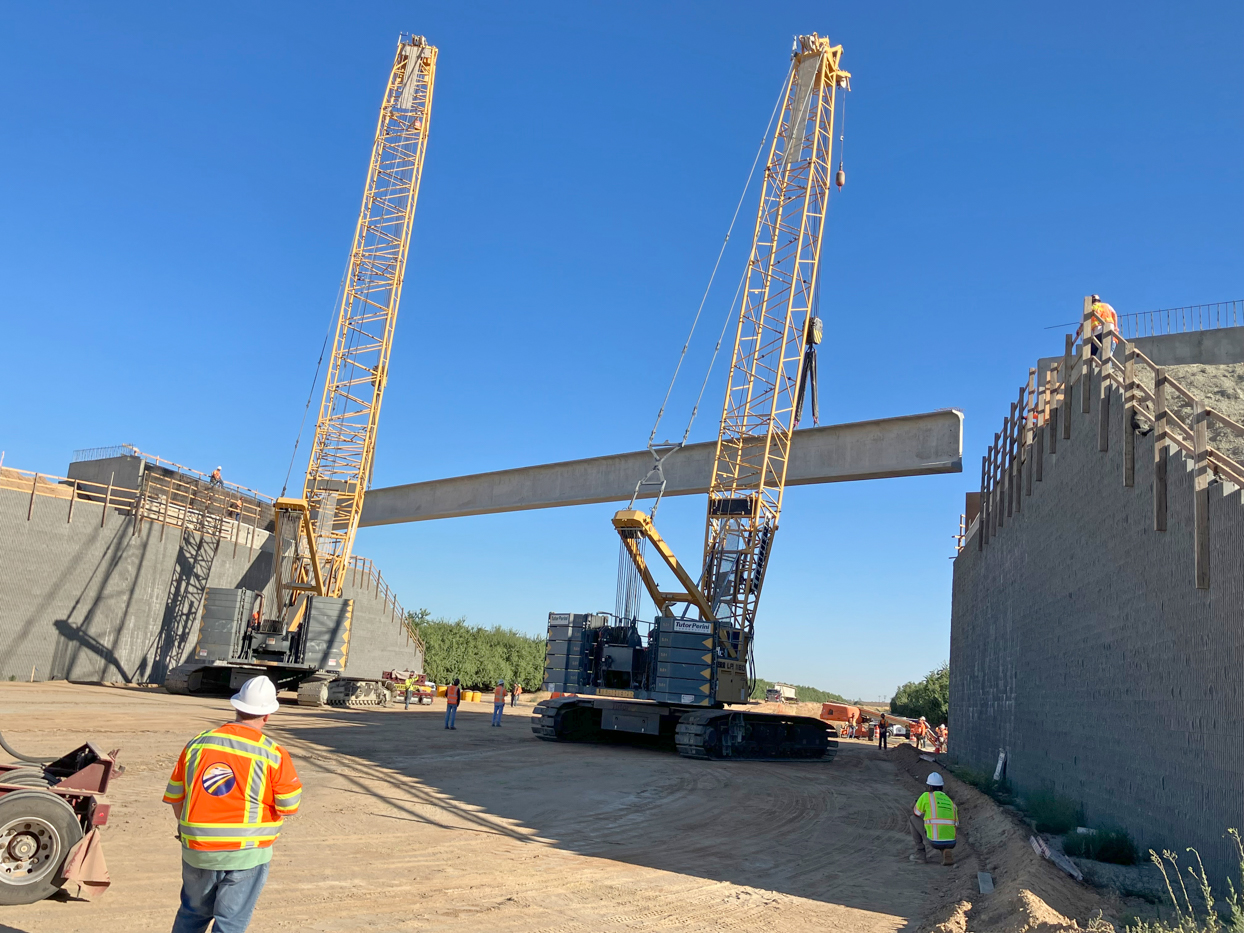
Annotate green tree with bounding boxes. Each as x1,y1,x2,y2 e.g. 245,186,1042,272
406,610,546,692
750,678,846,704
890,662,949,725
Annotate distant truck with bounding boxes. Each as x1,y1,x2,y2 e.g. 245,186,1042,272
765,683,798,704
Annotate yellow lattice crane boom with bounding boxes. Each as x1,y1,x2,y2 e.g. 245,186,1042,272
274,34,436,611
535,34,851,760
615,34,848,661
167,34,436,708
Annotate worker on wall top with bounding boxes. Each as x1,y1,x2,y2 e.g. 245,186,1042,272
1077,295,1119,357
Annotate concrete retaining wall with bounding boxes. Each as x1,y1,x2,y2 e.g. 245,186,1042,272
0,485,419,687
950,374,1244,884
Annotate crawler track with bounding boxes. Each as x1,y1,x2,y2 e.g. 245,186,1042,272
533,699,837,761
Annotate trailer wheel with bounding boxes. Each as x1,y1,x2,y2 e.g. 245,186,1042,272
0,791,83,904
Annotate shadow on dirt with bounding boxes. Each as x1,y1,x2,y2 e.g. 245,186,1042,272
277,704,934,923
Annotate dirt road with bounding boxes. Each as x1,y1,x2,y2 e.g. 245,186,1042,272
0,683,952,933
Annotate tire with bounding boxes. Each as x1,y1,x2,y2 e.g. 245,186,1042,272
0,791,84,905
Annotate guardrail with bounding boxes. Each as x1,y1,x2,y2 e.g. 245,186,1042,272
971,300,1244,589
1116,299,1244,338
70,443,272,502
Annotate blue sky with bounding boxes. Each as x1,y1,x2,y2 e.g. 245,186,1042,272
1,2,1239,699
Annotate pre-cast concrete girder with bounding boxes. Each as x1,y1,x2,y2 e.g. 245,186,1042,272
357,409,962,527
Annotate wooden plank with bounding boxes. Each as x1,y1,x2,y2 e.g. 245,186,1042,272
101,473,113,528
1006,404,1016,518
993,431,1003,531
1123,347,1135,487
1154,368,1168,532
978,454,988,551
1194,400,1210,589
1062,334,1073,440
1024,370,1035,499
1098,327,1113,451
1034,420,1044,483
1081,336,1093,415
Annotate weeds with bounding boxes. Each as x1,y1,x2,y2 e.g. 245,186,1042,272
949,764,1014,805
1123,829,1244,932
1065,827,1139,865
1024,790,1082,834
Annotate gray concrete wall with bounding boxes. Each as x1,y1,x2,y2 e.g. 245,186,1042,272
0,485,418,686
1038,325,1244,374
950,376,1244,884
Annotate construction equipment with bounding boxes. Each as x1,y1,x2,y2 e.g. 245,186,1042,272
765,683,798,704
0,733,119,905
534,34,849,760
167,33,436,707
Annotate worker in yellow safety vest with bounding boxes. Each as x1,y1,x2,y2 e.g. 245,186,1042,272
910,771,959,865
491,680,506,727
445,679,461,730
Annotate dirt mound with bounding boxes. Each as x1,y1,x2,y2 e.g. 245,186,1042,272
893,746,1119,932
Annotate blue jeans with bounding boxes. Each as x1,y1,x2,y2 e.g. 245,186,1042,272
171,860,269,933
492,702,504,725
445,704,458,728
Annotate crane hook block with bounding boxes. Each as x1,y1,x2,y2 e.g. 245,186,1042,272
835,163,846,190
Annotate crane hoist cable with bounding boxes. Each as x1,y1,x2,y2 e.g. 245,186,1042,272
281,264,350,498
629,77,789,521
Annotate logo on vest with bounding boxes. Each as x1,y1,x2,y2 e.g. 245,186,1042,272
201,763,237,796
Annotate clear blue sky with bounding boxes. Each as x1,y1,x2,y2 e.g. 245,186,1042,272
1,2,1239,700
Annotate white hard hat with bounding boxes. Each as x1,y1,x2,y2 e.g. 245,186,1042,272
231,675,280,716
926,771,945,788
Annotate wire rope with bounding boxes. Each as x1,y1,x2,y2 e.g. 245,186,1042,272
281,262,350,497
645,73,790,448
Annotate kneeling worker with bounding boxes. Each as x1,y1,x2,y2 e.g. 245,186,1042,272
910,771,958,865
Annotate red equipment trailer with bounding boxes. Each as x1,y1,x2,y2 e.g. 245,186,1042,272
0,742,119,905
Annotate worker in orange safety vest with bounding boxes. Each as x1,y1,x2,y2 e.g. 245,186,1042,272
491,679,506,727
164,675,301,933
445,679,461,730
1077,295,1119,357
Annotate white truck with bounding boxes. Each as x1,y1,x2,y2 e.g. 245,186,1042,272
764,683,798,704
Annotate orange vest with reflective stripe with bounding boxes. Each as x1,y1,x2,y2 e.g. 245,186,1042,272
446,685,460,705
494,686,506,704
163,723,301,854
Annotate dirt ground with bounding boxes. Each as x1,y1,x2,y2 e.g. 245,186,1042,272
0,683,1119,933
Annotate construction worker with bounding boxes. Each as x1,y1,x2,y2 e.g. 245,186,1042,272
444,678,461,729
918,716,929,749
209,467,224,488
938,723,949,752
1077,295,1119,357
878,713,889,750
492,679,506,726
910,771,959,866
510,682,522,708
164,675,301,933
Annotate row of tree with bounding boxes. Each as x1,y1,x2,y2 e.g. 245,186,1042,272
406,610,546,692
889,662,949,725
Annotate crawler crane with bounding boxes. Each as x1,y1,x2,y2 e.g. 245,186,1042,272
534,34,849,759
166,34,436,707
